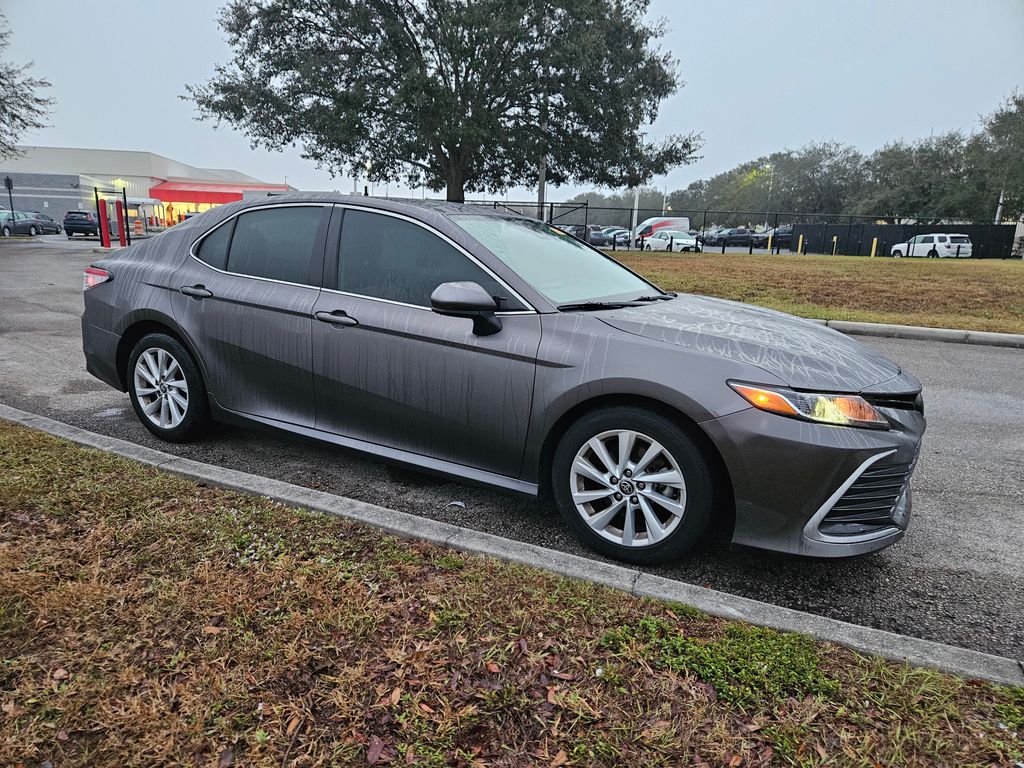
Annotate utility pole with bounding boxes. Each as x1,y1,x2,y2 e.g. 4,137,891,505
630,188,640,236
763,163,774,230
4,176,14,216
994,189,1004,224
536,7,548,222
536,125,547,221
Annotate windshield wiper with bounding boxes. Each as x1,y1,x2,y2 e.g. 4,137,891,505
557,301,635,312
557,293,676,312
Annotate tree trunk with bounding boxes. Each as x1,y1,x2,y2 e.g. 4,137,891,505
446,165,465,203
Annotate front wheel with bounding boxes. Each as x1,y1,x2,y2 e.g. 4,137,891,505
644,244,652,251
28,225,38,236
553,407,715,565
892,250,902,258
127,333,210,442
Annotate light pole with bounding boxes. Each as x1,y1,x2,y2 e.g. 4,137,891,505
763,163,774,230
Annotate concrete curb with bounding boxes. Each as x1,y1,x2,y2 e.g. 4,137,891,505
2,402,1021,687
814,319,1024,349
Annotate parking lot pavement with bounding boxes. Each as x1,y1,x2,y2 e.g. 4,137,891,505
2,241,1022,659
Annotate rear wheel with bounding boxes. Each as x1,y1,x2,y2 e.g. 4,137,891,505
553,407,715,565
127,333,210,442
927,249,938,258
2,226,10,237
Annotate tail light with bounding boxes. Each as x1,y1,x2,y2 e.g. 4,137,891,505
83,266,110,290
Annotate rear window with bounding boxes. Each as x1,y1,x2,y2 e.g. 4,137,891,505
950,235,970,243
226,206,323,285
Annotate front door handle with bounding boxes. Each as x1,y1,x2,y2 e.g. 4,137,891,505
180,285,213,299
315,310,358,327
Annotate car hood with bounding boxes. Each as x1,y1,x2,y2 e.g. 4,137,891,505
599,294,915,393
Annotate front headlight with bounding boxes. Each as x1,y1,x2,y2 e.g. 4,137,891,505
729,382,889,429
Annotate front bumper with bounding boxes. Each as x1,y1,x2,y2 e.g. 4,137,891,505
702,401,925,557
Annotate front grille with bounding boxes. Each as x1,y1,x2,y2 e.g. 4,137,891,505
863,392,924,414
819,462,913,537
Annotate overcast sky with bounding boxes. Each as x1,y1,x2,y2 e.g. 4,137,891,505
5,0,1022,200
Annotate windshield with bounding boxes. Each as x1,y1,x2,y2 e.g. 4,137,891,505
451,215,656,305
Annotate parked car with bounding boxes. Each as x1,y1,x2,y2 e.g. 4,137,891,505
891,233,973,258
606,228,631,247
705,227,754,247
586,224,612,247
562,224,611,247
751,225,792,249
1,211,46,236
82,194,925,565
633,216,691,246
643,229,700,252
30,212,62,234
64,211,102,237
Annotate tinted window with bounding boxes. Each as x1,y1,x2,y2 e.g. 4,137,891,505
195,220,234,271
921,235,934,244
338,210,525,310
950,235,970,243
226,206,323,284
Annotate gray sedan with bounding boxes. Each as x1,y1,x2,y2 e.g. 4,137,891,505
81,194,925,564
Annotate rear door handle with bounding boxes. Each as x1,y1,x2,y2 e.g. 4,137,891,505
180,285,213,299
315,310,358,327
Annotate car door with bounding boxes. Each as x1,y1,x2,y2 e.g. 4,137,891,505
170,203,330,427
919,235,935,256
310,206,541,478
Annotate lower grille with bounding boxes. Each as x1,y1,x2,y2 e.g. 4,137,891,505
819,462,913,537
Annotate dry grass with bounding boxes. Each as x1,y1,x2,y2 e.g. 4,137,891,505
1,422,1022,767
615,251,1024,334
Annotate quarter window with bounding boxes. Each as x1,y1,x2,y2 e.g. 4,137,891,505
337,210,525,310
225,206,324,284
194,219,234,271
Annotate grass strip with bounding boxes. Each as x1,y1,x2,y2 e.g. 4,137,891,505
617,251,1024,334
1,422,1021,766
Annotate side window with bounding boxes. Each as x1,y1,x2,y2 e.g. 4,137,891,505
337,210,525,310
937,235,947,243
921,235,934,244
194,219,234,271
226,206,323,284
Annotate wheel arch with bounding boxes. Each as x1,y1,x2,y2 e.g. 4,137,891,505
115,312,208,394
535,393,735,535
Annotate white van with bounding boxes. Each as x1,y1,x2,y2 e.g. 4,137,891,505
633,216,691,246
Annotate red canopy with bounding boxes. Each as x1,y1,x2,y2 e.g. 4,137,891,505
148,180,289,205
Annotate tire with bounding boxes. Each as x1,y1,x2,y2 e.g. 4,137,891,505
28,226,37,236
927,250,938,259
552,406,715,565
2,226,9,237
644,244,652,251
127,333,210,442
892,250,902,258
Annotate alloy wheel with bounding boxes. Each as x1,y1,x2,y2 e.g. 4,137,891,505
569,429,687,547
133,347,189,429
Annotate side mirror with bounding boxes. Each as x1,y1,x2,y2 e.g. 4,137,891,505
430,281,503,336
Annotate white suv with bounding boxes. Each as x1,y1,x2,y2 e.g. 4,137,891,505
891,233,972,258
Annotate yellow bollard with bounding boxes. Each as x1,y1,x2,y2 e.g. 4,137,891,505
797,234,804,255
870,237,878,258
832,235,838,256
766,234,773,252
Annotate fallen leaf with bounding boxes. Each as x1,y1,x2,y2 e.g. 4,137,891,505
418,702,434,714
485,662,500,673
550,671,574,681
546,687,558,705
56,729,69,741
202,626,223,635
549,749,569,767
665,608,678,620
1,701,16,716
727,756,742,768
52,669,69,680
286,716,300,736
218,747,234,767
390,687,402,705
367,735,385,764
406,747,415,764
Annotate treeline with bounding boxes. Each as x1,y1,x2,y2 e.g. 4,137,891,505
569,93,1024,224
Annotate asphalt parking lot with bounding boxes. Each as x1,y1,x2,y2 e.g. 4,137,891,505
2,235,1022,660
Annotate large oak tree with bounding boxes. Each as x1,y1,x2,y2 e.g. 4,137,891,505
187,0,698,201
